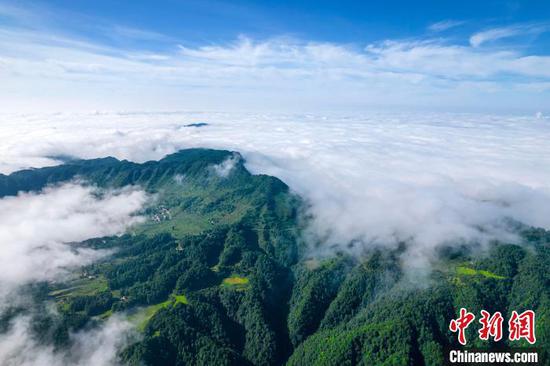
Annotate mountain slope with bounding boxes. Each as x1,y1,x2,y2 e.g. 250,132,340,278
0,149,547,365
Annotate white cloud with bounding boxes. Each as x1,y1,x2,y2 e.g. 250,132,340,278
109,25,171,42
174,174,186,184
0,315,136,366
1,111,549,270
213,153,239,178
470,23,549,47
0,183,147,291
364,40,550,79
1,4,550,112
428,20,465,32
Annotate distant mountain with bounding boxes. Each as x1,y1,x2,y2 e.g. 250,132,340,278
184,123,209,128
1,149,548,365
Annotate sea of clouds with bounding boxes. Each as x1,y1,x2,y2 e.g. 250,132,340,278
0,111,549,364
2,111,549,259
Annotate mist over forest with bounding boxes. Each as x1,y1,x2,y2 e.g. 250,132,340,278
2,0,550,364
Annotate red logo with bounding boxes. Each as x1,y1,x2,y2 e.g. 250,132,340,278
450,309,536,345
449,308,476,345
508,310,536,344
478,310,503,342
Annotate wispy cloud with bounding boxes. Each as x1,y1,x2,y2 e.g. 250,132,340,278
2,28,550,112
470,23,550,47
1,3,550,112
365,40,550,78
109,25,171,42
0,2,36,22
428,20,465,32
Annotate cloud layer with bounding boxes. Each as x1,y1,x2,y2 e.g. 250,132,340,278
470,23,549,47
0,315,136,366
1,111,549,268
0,183,146,291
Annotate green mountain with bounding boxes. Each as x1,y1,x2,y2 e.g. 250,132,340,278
1,149,548,365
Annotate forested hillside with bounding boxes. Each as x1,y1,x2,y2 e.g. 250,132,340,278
0,149,547,365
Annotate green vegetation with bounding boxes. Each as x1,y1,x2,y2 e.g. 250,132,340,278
50,276,109,299
129,294,188,331
0,149,548,365
174,294,188,304
222,275,249,286
130,301,172,331
456,265,506,279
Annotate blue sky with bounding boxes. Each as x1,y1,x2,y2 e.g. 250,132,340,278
1,0,550,113
19,0,550,44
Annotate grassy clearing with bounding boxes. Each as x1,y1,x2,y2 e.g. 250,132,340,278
174,294,188,304
129,294,188,331
130,301,170,331
50,276,109,300
456,266,506,279
222,276,250,289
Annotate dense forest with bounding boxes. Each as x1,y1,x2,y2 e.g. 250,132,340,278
0,149,548,365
